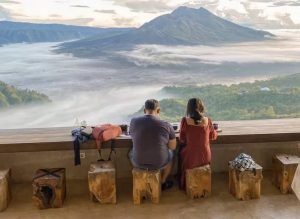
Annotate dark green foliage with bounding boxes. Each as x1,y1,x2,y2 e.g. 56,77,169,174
158,73,300,122
0,81,51,109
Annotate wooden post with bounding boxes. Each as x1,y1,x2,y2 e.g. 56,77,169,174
32,168,66,209
88,161,116,204
272,154,300,194
0,169,11,212
186,165,211,199
229,164,263,200
132,168,161,204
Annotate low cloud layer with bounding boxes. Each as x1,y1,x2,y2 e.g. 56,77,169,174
118,30,300,67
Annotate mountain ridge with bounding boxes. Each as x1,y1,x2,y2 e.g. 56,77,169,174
0,21,133,45
57,6,274,57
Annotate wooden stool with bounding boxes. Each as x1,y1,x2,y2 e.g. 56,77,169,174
272,154,300,194
32,168,66,209
186,165,211,199
0,169,11,212
132,168,161,204
88,161,116,204
229,164,263,200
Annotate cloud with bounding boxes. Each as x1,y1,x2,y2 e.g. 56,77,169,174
0,0,20,4
16,17,94,26
112,0,175,13
271,1,300,7
70,5,90,8
117,31,300,67
113,17,136,26
94,9,116,14
0,5,11,20
49,14,62,18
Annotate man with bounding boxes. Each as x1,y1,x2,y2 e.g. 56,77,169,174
129,99,177,190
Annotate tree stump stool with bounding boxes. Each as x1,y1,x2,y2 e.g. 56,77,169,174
186,165,211,199
132,168,161,204
32,168,66,209
272,154,300,194
229,164,263,200
88,161,116,204
0,169,11,212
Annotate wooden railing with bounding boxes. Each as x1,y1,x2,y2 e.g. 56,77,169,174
0,118,300,153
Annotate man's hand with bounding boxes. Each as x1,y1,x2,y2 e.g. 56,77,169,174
168,138,177,150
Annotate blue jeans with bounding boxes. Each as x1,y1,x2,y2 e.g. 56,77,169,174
128,149,174,170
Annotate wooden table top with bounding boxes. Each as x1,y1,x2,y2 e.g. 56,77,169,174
0,118,299,153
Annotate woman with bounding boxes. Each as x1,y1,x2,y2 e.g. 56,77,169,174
178,98,218,189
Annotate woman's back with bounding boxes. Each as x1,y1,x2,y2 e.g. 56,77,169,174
179,116,217,189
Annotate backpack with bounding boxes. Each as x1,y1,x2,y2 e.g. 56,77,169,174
92,124,122,149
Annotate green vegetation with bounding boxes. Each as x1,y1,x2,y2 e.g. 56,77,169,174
137,74,300,122
0,81,51,109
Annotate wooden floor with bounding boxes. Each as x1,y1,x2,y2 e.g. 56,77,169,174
1,172,300,219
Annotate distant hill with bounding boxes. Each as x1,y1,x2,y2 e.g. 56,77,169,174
0,21,133,45
0,81,51,108
58,6,274,57
132,73,300,122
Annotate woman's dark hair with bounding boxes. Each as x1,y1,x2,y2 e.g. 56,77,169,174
186,98,205,124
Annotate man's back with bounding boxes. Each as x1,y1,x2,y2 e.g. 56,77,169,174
130,115,175,169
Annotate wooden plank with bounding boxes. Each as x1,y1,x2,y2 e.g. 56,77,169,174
32,168,66,209
229,164,263,201
272,154,300,194
132,168,161,204
186,165,211,199
88,161,116,204
0,118,299,153
0,169,11,212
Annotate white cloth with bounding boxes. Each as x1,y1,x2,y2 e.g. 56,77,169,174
291,164,300,201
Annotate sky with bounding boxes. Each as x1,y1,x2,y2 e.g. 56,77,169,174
0,0,300,29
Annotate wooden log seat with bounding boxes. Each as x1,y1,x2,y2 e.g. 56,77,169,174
229,164,263,200
132,168,161,204
186,165,211,199
0,169,11,212
88,161,116,204
272,154,300,194
32,168,66,209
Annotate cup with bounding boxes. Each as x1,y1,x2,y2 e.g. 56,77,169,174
213,123,219,130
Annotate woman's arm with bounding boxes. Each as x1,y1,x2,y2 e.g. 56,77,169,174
208,119,218,140
179,117,187,145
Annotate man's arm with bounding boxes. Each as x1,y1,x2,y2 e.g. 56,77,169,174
168,138,177,150
167,123,177,150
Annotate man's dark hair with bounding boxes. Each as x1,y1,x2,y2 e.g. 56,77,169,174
145,99,159,111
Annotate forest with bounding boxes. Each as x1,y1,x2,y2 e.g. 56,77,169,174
136,73,300,122
0,81,51,108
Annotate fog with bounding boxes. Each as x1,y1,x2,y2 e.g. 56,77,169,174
0,30,299,128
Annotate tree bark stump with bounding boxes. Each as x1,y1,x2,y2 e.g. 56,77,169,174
0,169,11,212
88,161,116,204
132,168,161,204
186,165,211,199
229,164,263,200
272,154,300,194
32,168,66,209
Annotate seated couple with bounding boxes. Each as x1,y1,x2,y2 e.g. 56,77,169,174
129,98,218,190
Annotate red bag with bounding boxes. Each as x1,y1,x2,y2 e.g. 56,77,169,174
92,124,122,149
